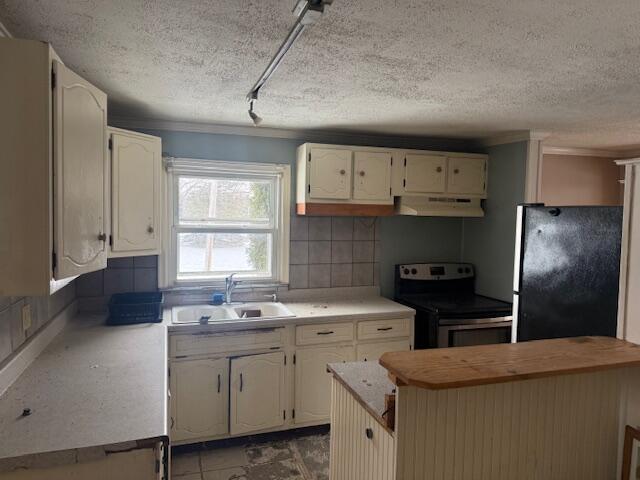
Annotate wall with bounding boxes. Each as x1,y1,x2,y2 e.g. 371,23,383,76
0,283,76,368
96,128,477,299
462,141,528,301
540,154,623,206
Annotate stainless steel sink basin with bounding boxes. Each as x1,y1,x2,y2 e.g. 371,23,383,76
172,302,295,324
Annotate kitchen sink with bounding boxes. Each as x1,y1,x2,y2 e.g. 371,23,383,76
172,306,235,324
233,302,295,319
172,302,295,324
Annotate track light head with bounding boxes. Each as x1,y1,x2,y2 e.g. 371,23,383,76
248,100,262,126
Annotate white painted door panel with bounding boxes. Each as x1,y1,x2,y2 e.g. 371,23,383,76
53,60,108,278
352,151,392,201
308,148,352,199
404,154,446,193
230,352,286,435
170,358,229,441
356,339,411,362
111,131,160,254
295,345,355,424
447,156,486,195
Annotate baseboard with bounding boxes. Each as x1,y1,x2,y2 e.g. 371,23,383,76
0,299,78,396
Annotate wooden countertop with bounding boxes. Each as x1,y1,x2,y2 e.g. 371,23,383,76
380,336,640,390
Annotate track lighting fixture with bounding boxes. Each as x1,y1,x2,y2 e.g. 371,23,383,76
246,0,332,125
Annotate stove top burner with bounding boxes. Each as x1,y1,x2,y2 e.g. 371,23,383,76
398,293,512,316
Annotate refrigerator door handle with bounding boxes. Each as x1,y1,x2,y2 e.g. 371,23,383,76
511,294,520,343
513,205,525,293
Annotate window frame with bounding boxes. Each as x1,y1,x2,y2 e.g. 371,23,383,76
161,157,290,289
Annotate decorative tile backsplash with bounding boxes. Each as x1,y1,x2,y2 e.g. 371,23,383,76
289,216,380,290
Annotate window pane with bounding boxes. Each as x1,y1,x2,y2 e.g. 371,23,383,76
177,232,272,279
178,176,272,226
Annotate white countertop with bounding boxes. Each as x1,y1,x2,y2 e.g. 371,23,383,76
167,296,415,333
0,294,413,469
0,315,168,470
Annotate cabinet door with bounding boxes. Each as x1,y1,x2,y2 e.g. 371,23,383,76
230,352,286,435
404,154,446,193
295,345,355,424
170,358,229,442
111,130,161,255
356,339,410,362
308,148,352,200
352,152,392,201
447,157,487,195
52,60,108,279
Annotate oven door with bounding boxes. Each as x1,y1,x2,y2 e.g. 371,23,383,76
437,317,513,348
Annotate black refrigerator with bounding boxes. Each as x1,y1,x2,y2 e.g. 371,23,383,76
512,204,623,342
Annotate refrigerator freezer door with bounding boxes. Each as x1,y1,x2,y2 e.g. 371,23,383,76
516,206,622,342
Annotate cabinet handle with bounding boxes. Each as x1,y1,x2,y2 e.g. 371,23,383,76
217,374,221,393
359,171,365,177
454,169,460,174
147,225,154,234
239,373,243,392
339,169,346,175
436,166,442,173
377,327,393,331
365,427,373,440
97,233,107,242
317,331,334,335
170,417,175,429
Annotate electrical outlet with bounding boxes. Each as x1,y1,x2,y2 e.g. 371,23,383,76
22,304,32,332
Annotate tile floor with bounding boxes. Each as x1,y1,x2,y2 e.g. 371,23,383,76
172,427,330,480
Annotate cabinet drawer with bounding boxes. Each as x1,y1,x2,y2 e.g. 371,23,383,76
357,318,411,340
296,322,354,346
170,328,284,357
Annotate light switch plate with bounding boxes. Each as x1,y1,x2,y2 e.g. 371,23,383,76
21,304,32,332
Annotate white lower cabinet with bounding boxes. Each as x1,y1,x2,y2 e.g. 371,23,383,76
356,339,411,362
230,351,287,435
294,345,355,424
170,357,229,442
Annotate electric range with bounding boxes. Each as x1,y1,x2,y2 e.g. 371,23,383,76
394,263,513,348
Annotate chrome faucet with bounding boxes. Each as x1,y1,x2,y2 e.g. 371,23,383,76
225,273,239,304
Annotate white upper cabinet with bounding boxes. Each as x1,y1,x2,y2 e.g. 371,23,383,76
53,60,108,279
109,128,161,257
0,39,109,295
230,352,286,435
308,148,352,200
447,157,487,195
404,154,446,193
170,358,229,442
353,151,392,201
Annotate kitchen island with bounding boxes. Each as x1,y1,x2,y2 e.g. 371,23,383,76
329,336,640,480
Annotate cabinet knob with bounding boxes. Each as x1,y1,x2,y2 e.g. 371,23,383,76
454,169,460,174
359,171,365,177
436,166,442,173
97,233,107,242
339,169,346,175
147,225,154,234
365,427,373,440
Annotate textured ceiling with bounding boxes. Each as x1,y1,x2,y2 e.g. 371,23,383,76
2,0,640,149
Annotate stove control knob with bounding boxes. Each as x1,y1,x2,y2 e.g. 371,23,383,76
465,267,471,273
403,268,410,275
411,268,417,275
457,267,463,273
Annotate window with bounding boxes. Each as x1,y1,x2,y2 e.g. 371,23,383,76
163,158,290,287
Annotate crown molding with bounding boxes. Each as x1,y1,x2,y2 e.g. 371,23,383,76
480,130,551,147
0,21,12,38
543,145,640,159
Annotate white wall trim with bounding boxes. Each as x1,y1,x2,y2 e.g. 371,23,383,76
543,146,640,158
480,130,551,147
109,116,479,148
524,139,543,202
0,300,78,396
0,20,12,38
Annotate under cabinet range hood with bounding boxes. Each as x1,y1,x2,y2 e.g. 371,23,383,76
395,196,484,217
